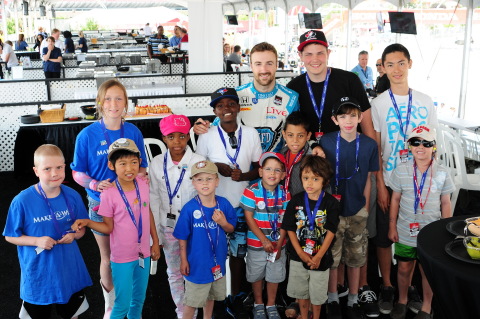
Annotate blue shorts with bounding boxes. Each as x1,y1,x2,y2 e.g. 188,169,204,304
87,196,108,236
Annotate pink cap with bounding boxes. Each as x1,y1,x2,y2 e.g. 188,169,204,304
160,114,191,136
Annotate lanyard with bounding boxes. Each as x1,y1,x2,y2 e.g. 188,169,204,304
413,161,433,214
263,186,279,240
163,151,187,206
305,67,330,132
335,132,360,194
195,196,220,265
100,119,125,146
284,150,304,194
217,126,242,168
304,191,324,231
37,183,75,238
115,179,143,244
388,89,412,142
361,67,368,78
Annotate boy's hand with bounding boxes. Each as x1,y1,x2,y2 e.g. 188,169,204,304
215,163,233,178
388,227,399,243
151,244,161,261
261,239,274,253
231,168,243,181
212,209,227,226
310,254,323,270
274,242,283,260
180,259,190,276
298,251,314,265
312,146,326,158
96,178,113,192
57,233,75,245
36,236,57,250
71,219,90,231
193,118,210,135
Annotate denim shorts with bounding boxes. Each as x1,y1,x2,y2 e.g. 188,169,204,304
87,196,108,236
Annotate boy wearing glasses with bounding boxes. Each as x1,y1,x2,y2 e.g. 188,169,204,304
371,44,438,316
173,160,236,319
319,97,379,319
196,87,263,306
388,125,454,319
239,152,290,319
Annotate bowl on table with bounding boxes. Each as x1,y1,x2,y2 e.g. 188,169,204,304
465,217,480,236
463,236,480,259
20,114,40,124
80,104,98,120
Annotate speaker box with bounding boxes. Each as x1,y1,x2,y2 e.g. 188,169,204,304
23,1,28,16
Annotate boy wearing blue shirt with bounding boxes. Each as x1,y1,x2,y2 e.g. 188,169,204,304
3,144,92,319
319,97,379,319
173,160,236,319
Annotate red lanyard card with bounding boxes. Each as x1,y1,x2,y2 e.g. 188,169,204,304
212,265,223,281
409,222,420,237
304,239,315,255
399,149,409,163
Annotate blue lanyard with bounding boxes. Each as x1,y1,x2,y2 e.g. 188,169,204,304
163,151,187,206
115,179,143,244
37,183,76,238
195,196,220,265
361,67,368,78
100,119,125,146
413,161,432,214
262,185,279,240
335,132,360,194
304,191,324,231
388,89,412,142
217,126,242,168
305,67,330,132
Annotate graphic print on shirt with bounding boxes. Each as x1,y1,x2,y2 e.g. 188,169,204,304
295,206,328,254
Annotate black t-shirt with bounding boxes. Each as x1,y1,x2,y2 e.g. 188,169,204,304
286,68,371,137
375,73,390,94
281,191,340,271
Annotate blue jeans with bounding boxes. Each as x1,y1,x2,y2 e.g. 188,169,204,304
110,258,151,319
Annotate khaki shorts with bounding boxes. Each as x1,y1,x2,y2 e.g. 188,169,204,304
184,276,226,308
331,207,369,268
246,247,287,283
287,260,329,305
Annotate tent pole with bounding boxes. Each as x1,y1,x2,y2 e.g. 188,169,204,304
458,0,473,119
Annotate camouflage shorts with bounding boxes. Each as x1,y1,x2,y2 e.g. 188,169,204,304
331,207,369,268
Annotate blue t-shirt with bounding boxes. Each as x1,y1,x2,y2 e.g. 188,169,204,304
65,38,75,53
351,65,374,90
42,46,62,72
70,121,148,201
3,185,92,305
173,196,236,284
320,132,379,217
15,41,28,50
169,36,181,47
78,38,88,53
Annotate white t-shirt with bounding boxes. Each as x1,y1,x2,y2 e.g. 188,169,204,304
196,124,262,207
144,25,152,36
1,43,19,67
371,89,438,185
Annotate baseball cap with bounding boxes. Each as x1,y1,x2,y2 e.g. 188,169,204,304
108,138,140,160
408,125,436,142
190,160,218,177
210,87,239,107
160,114,190,136
332,96,362,116
298,30,328,52
259,152,286,168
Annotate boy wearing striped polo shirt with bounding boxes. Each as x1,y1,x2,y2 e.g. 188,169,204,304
239,152,290,319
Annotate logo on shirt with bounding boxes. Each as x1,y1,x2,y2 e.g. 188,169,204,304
240,107,252,111
101,140,107,146
241,96,249,104
273,95,283,106
193,210,202,219
252,98,258,104
33,210,70,223
266,106,287,117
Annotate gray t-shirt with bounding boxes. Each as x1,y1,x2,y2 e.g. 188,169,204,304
227,53,242,64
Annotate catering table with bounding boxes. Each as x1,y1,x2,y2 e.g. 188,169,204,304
14,51,40,60
14,115,214,178
74,83,184,99
417,215,480,319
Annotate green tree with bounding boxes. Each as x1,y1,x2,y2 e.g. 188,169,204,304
83,18,100,31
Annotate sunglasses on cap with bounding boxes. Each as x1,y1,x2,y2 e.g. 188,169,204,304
409,138,435,148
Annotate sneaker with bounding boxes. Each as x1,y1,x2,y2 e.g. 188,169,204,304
413,310,432,319
407,286,423,314
338,284,350,298
345,303,364,319
358,285,380,318
378,285,395,314
266,306,281,319
390,303,407,319
253,305,267,319
326,301,342,319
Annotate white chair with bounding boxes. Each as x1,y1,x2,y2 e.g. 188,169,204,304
437,125,480,212
143,138,167,169
189,127,197,152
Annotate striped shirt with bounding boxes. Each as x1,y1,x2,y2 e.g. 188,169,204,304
147,34,169,56
239,182,290,250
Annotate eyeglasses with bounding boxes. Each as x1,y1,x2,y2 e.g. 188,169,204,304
193,177,216,183
227,132,238,149
376,64,382,66
409,138,435,148
263,167,284,174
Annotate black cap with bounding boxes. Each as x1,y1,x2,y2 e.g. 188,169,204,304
298,30,328,51
332,97,362,116
210,87,239,107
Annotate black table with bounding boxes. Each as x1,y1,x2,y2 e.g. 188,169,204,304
15,51,40,60
14,115,214,178
417,215,480,319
